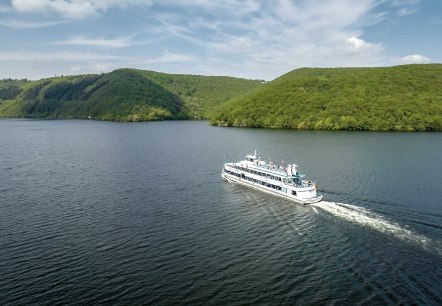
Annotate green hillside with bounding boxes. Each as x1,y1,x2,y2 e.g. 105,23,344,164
0,68,262,121
210,64,442,131
137,70,264,119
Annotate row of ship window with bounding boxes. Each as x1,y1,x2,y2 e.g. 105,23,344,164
233,165,282,181
225,169,296,194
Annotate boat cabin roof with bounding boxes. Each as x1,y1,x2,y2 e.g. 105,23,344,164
245,154,258,162
234,159,305,178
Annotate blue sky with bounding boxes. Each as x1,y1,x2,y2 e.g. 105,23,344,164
0,0,441,80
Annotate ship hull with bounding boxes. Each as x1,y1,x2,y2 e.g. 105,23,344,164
221,171,322,205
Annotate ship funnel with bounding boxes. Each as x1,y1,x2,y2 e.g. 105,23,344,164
287,164,292,176
292,164,298,174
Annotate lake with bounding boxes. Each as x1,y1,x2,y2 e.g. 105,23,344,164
0,119,441,305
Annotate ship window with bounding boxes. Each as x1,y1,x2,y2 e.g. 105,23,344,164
292,190,297,196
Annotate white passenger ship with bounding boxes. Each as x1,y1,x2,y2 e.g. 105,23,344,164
221,150,322,204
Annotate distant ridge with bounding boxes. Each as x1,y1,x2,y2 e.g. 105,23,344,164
1,65,441,131
210,64,442,131
0,68,263,121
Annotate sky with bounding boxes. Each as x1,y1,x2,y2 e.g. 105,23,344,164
0,0,441,80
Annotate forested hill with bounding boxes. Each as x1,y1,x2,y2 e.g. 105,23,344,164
210,64,442,131
0,69,263,121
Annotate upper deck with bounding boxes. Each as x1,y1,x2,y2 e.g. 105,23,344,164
227,160,315,188
235,160,295,178
226,150,316,188
240,150,304,178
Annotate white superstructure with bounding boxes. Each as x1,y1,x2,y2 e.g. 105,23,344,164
221,150,322,204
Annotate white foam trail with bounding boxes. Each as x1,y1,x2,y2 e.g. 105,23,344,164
312,201,441,255
312,207,319,215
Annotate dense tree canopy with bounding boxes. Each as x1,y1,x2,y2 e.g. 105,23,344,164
210,64,442,131
0,69,262,121
1,65,441,131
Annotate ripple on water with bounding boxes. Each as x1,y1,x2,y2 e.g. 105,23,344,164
1,120,441,305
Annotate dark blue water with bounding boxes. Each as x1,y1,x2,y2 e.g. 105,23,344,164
0,119,441,305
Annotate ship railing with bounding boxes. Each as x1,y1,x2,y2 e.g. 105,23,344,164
291,181,315,188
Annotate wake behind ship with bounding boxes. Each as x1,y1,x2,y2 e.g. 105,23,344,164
221,150,322,204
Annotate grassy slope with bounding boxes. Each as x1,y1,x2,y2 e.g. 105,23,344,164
0,68,262,121
211,64,442,131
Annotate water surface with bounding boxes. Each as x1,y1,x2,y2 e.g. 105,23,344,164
0,119,441,305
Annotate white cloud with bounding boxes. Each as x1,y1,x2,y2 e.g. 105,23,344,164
390,0,420,16
1,0,435,80
346,37,368,49
0,50,125,61
393,54,430,64
149,50,194,63
11,0,96,18
397,7,417,16
11,0,152,19
0,19,65,29
148,0,386,79
209,37,253,53
54,36,134,48
0,51,127,79
148,12,208,47
158,0,260,17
